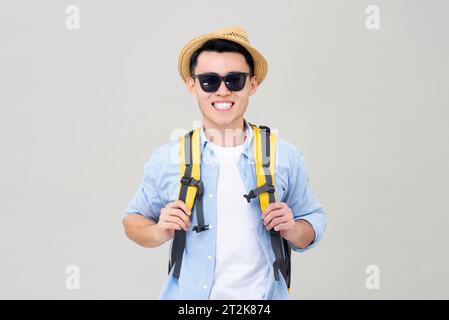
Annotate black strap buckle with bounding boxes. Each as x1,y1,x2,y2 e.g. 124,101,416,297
180,176,204,197
243,183,275,203
192,225,210,233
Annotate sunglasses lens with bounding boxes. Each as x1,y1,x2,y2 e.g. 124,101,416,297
198,74,221,92
225,73,247,91
196,72,249,92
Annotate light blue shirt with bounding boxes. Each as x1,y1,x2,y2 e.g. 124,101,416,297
123,120,327,299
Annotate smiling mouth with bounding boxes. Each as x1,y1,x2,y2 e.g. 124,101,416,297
211,101,235,111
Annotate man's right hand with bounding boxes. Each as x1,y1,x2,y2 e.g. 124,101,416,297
155,200,191,243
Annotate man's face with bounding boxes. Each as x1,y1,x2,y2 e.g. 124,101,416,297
186,51,258,130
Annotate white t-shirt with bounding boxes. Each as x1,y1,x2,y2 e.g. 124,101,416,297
208,142,270,300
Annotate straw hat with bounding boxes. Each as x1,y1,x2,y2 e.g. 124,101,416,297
178,26,268,85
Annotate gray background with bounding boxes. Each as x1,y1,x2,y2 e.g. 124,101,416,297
1,0,448,299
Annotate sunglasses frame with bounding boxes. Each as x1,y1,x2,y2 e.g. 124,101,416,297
192,71,253,93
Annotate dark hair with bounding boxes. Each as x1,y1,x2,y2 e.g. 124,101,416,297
189,38,254,76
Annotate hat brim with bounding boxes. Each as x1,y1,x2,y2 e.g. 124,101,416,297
178,34,268,85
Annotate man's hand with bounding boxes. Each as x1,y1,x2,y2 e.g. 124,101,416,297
156,200,191,243
262,202,296,240
262,202,315,249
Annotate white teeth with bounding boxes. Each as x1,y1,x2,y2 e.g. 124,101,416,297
212,102,233,109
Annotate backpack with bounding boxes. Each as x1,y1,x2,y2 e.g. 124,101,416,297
168,122,292,292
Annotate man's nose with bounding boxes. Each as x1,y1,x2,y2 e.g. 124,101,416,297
216,80,231,95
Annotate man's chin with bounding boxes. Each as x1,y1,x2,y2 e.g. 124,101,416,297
206,116,244,129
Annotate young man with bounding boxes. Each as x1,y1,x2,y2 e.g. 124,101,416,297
122,26,326,300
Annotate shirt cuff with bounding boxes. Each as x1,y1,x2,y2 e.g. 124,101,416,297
121,210,144,222
288,216,320,253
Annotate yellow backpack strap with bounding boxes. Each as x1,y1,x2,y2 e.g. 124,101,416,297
170,128,210,280
254,124,277,212
179,128,201,213
243,123,277,209
244,123,292,293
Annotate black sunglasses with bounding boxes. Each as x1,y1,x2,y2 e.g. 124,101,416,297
192,72,252,93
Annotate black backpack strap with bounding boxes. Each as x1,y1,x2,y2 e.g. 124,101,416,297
169,128,209,280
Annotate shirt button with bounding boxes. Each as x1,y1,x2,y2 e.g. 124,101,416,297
203,285,208,290
208,255,212,260
208,193,213,198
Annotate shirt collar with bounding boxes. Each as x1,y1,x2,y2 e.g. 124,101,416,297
199,118,254,160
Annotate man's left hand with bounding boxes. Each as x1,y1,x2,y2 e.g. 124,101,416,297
262,202,297,241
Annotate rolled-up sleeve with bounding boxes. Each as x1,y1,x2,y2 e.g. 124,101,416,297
122,151,166,223
284,147,327,253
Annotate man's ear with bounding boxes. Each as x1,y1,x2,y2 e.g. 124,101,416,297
186,77,197,97
249,75,259,96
